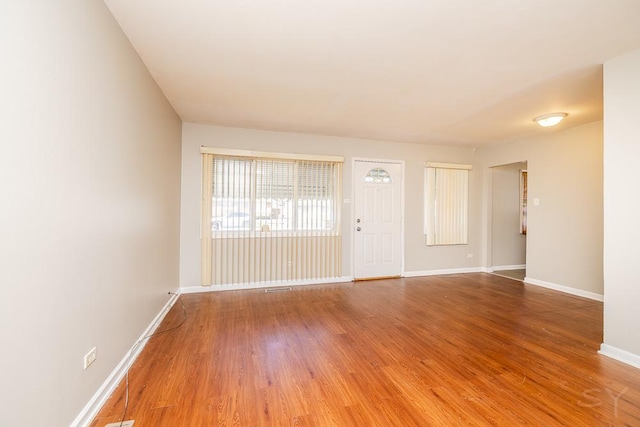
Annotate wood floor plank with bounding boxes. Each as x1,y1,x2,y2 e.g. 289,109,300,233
91,273,640,426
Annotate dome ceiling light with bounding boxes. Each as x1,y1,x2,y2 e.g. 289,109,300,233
533,112,568,128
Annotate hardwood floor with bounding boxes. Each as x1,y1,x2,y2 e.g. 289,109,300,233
91,273,640,426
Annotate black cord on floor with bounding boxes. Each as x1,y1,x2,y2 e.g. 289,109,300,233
117,292,187,427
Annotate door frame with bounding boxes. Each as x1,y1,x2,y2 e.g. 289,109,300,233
351,157,405,279
487,161,528,273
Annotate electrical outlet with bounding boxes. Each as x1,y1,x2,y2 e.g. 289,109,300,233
83,347,97,369
467,253,473,259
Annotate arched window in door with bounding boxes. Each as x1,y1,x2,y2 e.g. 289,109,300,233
364,168,392,184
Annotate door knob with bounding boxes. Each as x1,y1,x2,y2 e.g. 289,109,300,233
356,218,361,223
356,227,361,231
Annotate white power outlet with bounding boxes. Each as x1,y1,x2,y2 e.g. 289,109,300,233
467,253,474,259
83,347,97,369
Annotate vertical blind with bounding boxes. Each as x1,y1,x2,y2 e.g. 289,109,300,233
201,148,343,286
424,162,472,246
520,170,528,235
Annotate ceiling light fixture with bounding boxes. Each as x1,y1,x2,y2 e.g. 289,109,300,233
533,112,568,128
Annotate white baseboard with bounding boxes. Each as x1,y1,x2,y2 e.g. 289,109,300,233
403,267,490,277
599,344,640,370
71,291,180,427
489,264,526,272
524,277,604,302
180,276,354,294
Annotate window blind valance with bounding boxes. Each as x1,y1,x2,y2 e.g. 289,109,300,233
200,146,344,163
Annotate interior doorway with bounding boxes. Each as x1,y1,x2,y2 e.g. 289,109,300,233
490,162,527,281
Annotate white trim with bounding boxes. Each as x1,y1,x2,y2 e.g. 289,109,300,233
403,267,490,277
425,161,472,170
200,146,343,163
599,344,640,370
71,292,180,427
489,264,526,271
523,277,604,301
180,276,354,294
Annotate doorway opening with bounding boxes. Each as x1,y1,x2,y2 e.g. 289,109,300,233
490,162,527,282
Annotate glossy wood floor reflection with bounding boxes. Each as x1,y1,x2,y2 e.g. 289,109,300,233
91,274,640,426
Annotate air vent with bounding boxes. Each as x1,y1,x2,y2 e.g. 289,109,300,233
265,287,292,293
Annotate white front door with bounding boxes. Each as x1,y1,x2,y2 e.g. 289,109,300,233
353,160,403,279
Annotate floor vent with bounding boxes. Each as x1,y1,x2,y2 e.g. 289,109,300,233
105,421,134,427
265,287,293,293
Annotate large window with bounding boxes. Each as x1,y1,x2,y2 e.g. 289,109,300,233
209,157,339,234
424,162,471,246
200,147,343,286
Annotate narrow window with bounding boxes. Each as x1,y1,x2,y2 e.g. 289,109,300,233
424,162,472,246
520,170,528,235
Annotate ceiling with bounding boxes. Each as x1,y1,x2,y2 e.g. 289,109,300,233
104,0,640,148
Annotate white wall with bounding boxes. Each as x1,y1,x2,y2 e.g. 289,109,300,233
180,123,483,287
0,1,182,426
491,162,527,268
602,48,640,359
479,121,603,296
